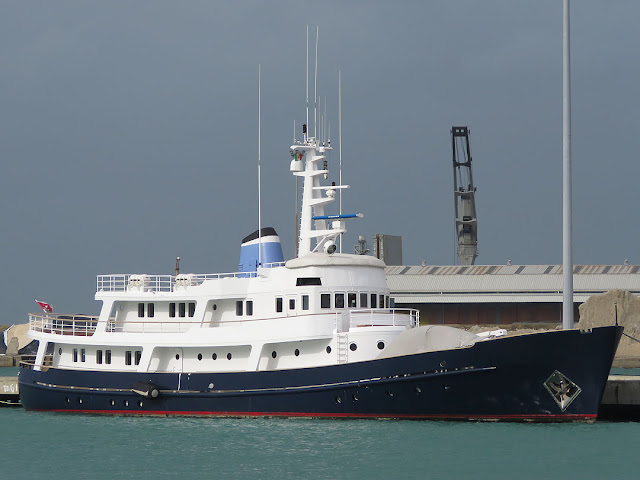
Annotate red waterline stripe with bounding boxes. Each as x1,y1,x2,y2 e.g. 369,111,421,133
30,409,597,420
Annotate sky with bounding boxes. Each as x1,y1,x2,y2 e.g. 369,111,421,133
1,1,639,322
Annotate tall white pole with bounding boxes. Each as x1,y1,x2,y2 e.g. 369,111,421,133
562,0,574,329
339,70,343,253
305,25,309,143
258,64,262,267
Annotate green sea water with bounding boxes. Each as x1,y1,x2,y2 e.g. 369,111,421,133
0,408,638,480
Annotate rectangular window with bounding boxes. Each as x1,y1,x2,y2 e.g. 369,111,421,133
335,293,345,308
348,293,357,308
371,293,377,309
236,301,243,316
125,350,132,366
81,348,86,362
386,296,390,308
320,294,331,309
148,303,154,317
73,348,78,362
302,295,309,311
179,303,186,318
246,301,253,316
188,302,196,317
276,297,283,313
138,303,145,317
135,350,142,365
296,277,322,286
360,293,368,308
289,298,296,310
105,350,112,364
169,303,176,318
96,350,103,364
379,295,385,308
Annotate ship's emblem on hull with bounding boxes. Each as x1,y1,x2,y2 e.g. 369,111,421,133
543,370,582,412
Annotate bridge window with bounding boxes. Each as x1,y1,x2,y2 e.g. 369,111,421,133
296,277,322,286
236,301,243,316
386,296,390,308
105,350,112,364
360,293,368,308
371,293,377,309
379,295,385,309
135,350,142,365
188,302,196,317
320,294,330,309
169,303,176,318
335,293,345,308
276,297,283,313
302,295,309,310
179,303,186,317
246,301,253,316
125,351,132,366
148,303,155,317
96,350,103,364
138,303,144,317
348,293,357,308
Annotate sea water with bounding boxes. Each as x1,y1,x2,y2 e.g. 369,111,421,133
1,368,638,480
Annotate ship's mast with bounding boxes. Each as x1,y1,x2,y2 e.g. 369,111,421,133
289,27,360,257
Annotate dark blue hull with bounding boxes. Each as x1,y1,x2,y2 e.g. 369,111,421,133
19,326,622,421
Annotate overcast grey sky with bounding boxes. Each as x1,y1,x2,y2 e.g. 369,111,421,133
1,1,639,322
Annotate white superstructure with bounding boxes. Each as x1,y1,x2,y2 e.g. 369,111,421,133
27,124,418,376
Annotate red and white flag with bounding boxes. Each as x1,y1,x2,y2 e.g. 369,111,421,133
35,299,53,313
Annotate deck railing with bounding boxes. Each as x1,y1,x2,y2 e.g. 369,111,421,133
96,263,287,293
348,309,419,328
29,313,100,336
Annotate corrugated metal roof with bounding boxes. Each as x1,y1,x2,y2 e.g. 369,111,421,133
386,264,640,304
385,264,640,276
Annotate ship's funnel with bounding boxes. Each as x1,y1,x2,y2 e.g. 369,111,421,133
238,227,284,272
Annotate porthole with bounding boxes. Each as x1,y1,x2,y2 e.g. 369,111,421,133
271,351,277,359
78,398,83,404
175,354,180,360
440,360,447,367
66,397,70,404
212,353,217,360
58,348,62,355
124,400,129,407
294,349,300,357
415,387,422,394
227,353,232,360
377,341,385,350
213,304,217,310
110,399,115,406
349,343,357,352
386,391,394,397
335,396,342,404
138,400,143,407
197,353,203,361
352,393,359,402
326,346,332,354
208,383,214,389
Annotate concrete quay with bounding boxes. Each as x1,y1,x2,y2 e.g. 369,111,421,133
0,376,20,406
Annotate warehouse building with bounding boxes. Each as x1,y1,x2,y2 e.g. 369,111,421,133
385,264,640,325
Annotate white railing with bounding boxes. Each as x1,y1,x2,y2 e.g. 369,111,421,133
105,320,203,334
96,263,287,293
29,313,100,337
348,308,419,328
